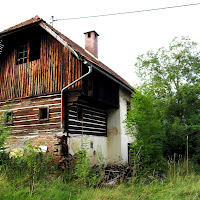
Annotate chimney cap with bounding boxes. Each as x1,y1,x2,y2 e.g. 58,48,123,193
84,30,99,36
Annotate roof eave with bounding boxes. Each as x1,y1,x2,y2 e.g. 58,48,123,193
83,59,134,93
0,19,43,37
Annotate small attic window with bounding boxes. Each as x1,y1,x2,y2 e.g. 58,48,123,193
88,32,91,38
16,39,40,65
17,44,27,65
39,107,49,121
29,39,40,61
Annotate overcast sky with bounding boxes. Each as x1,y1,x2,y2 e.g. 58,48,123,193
1,0,200,87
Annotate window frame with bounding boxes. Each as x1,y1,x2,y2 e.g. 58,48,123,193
16,38,40,65
39,106,49,122
16,44,28,65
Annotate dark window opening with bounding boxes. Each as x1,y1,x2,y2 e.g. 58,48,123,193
17,44,27,65
77,108,83,121
88,32,91,38
39,107,49,121
29,39,40,61
5,111,13,125
90,141,93,149
127,101,131,114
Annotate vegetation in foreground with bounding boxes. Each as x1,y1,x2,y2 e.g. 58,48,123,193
0,165,200,200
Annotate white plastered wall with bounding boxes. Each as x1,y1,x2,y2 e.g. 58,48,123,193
106,86,134,164
68,134,107,164
119,87,134,163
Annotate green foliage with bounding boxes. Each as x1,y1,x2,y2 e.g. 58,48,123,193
23,143,56,195
0,143,56,196
1,165,200,199
125,91,166,175
131,36,200,167
74,137,100,187
0,112,10,151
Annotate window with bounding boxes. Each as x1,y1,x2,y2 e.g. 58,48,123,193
127,101,131,114
5,111,13,125
39,107,49,121
29,39,40,61
17,44,27,65
77,108,83,121
88,32,91,38
16,38,40,65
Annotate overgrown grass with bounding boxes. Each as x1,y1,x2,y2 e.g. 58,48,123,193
80,173,200,199
1,141,199,199
1,168,200,199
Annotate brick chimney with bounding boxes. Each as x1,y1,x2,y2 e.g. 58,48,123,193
84,31,99,58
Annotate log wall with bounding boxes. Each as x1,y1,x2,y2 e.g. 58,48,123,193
67,105,107,136
0,94,62,135
0,33,82,101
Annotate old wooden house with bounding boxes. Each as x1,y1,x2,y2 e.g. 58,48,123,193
0,16,134,163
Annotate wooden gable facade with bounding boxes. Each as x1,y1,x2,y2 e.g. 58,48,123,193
0,17,124,140
0,25,82,100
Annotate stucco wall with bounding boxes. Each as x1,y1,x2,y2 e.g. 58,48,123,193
107,87,134,164
68,134,107,164
119,87,134,163
106,107,122,162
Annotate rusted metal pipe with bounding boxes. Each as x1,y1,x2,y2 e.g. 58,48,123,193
61,63,92,129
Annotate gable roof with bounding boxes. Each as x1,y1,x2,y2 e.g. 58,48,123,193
0,16,134,92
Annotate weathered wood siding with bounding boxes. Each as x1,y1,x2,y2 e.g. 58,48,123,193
67,105,107,136
0,33,82,101
0,94,62,135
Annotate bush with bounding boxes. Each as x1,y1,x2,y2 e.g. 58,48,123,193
0,112,10,151
125,91,167,176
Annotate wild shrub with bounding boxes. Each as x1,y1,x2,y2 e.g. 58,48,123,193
0,112,10,152
23,143,57,195
74,137,100,186
125,91,167,177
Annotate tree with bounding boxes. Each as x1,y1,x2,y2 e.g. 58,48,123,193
125,90,166,175
127,36,200,169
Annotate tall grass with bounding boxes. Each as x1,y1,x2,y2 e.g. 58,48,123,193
1,157,200,200
1,171,200,199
